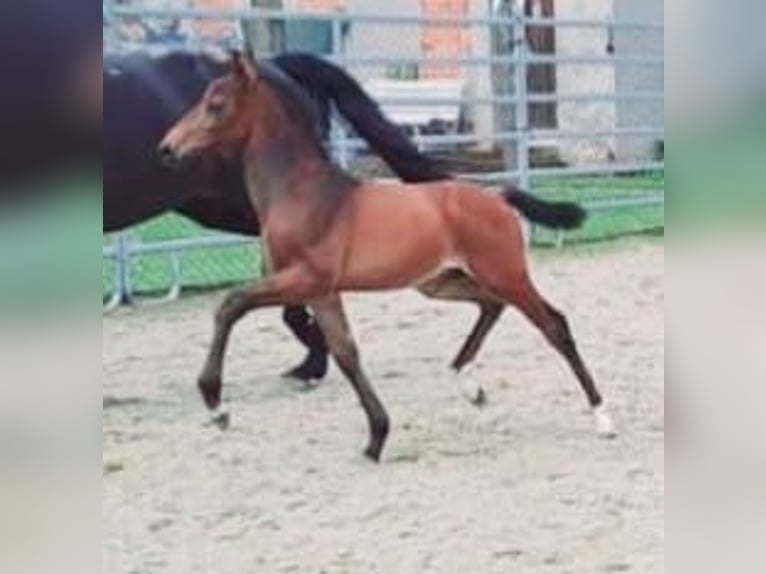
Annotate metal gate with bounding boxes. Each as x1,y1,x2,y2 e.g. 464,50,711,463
103,2,664,305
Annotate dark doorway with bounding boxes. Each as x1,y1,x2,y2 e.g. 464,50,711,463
524,0,558,129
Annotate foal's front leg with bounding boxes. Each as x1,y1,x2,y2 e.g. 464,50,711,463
198,265,323,426
310,296,390,462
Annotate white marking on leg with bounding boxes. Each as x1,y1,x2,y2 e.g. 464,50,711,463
593,404,617,439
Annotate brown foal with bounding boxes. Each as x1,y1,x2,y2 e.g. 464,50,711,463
159,52,615,462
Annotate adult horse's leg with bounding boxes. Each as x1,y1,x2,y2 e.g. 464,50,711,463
310,296,390,462
417,270,505,405
197,265,322,425
281,306,329,382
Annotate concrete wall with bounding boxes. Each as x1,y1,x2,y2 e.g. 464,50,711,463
341,0,424,81
554,0,617,165
468,0,496,149
614,0,663,161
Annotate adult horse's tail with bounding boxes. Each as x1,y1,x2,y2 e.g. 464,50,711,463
273,53,451,184
273,53,587,231
503,187,587,230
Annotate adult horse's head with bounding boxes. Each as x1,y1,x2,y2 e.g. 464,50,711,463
158,52,258,169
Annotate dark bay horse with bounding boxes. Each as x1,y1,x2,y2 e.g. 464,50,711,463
160,53,616,462
104,49,451,380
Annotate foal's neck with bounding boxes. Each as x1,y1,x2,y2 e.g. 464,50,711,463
242,85,342,215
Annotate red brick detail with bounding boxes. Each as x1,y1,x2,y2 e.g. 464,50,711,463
188,0,240,41
296,0,343,11
420,0,471,79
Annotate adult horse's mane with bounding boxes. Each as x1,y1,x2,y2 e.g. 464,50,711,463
271,53,450,182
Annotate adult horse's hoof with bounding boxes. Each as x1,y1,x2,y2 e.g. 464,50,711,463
282,354,328,384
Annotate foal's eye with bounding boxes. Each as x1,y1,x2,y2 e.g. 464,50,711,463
207,102,226,117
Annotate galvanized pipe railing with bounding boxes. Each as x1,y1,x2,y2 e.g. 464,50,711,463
103,5,664,306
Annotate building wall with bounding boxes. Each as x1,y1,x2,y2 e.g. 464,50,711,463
554,0,617,165
341,0,423,81
115,0,662,164
614,0,663,161
420,0,472,79
467,0,496,149
188,0,247,43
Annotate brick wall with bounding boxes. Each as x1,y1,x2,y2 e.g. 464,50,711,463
420,0,471,79
188,0,244,43
186,0,345,46
295,0,342,10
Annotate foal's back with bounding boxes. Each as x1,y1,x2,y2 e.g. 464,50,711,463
337,180,526,290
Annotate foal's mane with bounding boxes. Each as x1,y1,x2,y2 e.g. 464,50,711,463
251,58,360,209
255,60,327,158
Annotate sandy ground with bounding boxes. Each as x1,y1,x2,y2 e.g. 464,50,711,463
103,238,664,574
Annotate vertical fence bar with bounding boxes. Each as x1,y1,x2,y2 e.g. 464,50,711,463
330,13,350,169
513,15,533,243
114,233,132,306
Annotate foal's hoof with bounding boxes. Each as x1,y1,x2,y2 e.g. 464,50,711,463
594,405,617,439
363,428,388,463
364,444,383,463
470,387,488,408
457,375,487,408
198,377,222,411
282,355,329,383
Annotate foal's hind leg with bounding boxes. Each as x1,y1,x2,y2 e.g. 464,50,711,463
451,302,504,374
310,296,390,462
496,277,615,438
418,270,505,406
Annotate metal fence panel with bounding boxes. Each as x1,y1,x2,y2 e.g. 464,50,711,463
103,3,664,305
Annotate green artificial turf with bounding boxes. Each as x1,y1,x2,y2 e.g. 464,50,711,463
104,171,664,297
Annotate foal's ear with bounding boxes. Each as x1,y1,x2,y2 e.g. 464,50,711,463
230,50,258,87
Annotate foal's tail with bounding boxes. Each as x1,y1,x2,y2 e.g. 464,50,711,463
503,187,587,230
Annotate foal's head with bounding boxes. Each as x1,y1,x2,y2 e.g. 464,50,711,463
158,51,259,167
